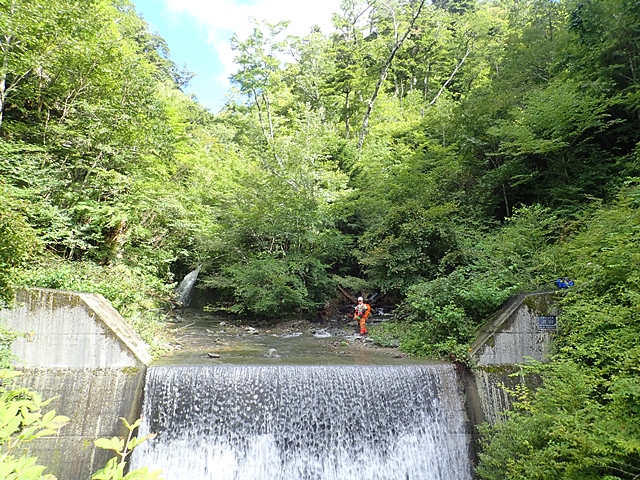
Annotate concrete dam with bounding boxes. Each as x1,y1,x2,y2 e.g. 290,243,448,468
0,288,151,478
0,287,559,479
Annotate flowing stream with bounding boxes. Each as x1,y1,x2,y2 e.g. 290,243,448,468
130,364,473,480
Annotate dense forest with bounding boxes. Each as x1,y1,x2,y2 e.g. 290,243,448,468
0,0,638,477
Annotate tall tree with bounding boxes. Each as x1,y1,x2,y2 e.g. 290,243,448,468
230,20,290,151
358,0,427,148
0,0,87,130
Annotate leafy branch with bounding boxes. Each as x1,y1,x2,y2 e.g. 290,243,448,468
92,418,162,480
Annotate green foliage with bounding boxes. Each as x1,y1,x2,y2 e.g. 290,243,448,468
477,183,640,479
208,253,335,318
478,360,640,480
486,79,618,213
0,14,639,480
399,305,474,362
0,182,38,306
368,321,406,348
1,0,637,326
0,324,18,371
404,271,509,324
382,205,558,360
350,134,467,291
389,273,505,361
471,204,562,288
201,77,352,317
357,199,461,292
0,370,70,480
92,418,162,480
552,182,640,305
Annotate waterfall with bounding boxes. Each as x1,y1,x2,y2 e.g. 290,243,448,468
174,266,201,307
131,364,473,480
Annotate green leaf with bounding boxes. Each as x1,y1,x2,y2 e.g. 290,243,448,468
43,415,69,430
123,467,164,480
94,437,124,452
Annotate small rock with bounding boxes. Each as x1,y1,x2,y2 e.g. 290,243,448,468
219,321,227,327
264,348,282,359
207,352,220,358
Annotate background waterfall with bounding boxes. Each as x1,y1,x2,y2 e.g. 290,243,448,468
131,364,473,480
174,266,201,307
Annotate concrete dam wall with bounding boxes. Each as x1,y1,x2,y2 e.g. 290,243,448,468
468,292,560,423
0,286,560,478
0,288,151,479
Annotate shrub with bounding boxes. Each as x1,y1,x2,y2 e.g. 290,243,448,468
0,185,39,306
0,369,69,480
15,256,172,357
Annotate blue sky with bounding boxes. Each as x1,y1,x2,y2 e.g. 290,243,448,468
132,0,342,113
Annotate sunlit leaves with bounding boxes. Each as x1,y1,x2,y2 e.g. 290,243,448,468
0,370,70,480
0,179,38,304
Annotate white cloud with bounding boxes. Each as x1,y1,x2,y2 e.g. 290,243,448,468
163,0,342,92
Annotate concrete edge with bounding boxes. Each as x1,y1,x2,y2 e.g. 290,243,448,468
20,287,153,366
469,291,556,358
77,292,153,366
468,294,526,358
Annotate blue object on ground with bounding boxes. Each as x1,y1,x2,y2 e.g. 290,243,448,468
555,277,574,289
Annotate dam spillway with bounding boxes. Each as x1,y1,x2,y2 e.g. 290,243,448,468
1,289,557,479
130,364,473,480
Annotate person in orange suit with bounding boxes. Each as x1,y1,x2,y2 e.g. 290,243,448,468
354,296,371,335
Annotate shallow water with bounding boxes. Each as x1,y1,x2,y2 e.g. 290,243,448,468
136,311,474,480
155,309,430,367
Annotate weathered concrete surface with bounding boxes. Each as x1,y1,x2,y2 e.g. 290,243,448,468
15,367,147,477
2,288,151,367
0,288,151,479
468,292,559,424
470,292,559,365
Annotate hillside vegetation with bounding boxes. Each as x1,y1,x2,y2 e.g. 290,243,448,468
0,0,638,477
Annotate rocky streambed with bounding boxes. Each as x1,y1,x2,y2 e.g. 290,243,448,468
155,309,421,366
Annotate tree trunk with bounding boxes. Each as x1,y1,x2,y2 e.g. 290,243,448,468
0,67,6,132
337,285,359,304
358,0,427,149
0,32,11,132
428,42,471,107
344,89,351,139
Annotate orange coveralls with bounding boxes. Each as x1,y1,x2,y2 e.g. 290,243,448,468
354,302,371,335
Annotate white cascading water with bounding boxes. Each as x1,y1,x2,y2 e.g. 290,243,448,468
130,364,473,480
173,266,201,307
